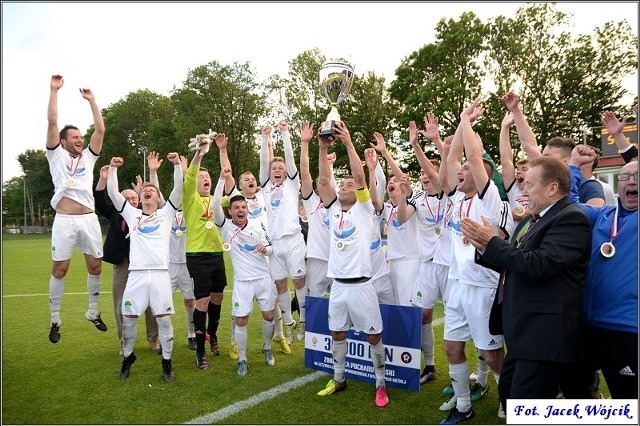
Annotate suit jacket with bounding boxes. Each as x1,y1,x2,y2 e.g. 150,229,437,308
94,188,130,265
476,196,592,363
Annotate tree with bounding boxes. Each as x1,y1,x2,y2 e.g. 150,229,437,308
389,12,489,171
2,176,26,227
99,89,177,190
171,61,269,180
16,149,53,226
485,3,638,151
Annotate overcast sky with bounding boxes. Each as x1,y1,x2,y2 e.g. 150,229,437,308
2,2,638,184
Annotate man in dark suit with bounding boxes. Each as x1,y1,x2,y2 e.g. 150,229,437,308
460,156,593,410
94,165,158,355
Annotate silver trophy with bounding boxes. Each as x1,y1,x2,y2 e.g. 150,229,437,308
319,60,355,136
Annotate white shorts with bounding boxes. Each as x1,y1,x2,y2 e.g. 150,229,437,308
51,213,103,261
372,274,396,305
412,260,450,309
231,276,277,318
306,257,332,297
389,257,421,306
328,279,383,334
122,270,175,317
443,280,503,351
269,233,307,280
169,262,195,300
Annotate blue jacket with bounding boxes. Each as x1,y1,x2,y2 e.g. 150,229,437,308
570,165,638,333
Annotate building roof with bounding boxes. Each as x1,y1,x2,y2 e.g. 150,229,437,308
596,156,626,170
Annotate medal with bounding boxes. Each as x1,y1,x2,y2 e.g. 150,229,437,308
514,205,526,216
435,225,442,236
335,241,345,251
65,178,76,187
205,221,214,230
600,242,615,258
222,243,231,251
174,230,183,237
300,215,308,223
462,237,471,247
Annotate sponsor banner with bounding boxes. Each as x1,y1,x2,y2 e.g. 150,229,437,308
304,295,422,391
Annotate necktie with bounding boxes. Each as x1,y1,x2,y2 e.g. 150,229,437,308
498,213,541,303
121,218,127,233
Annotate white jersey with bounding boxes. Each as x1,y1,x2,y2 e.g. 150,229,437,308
230,186,268,229
46,144,98,211
327,198,374,279
169,210,187,264
262,176,301,240
370,214,390,279
218,218,271,281
381,202,420,261
409,190,445,261
447,181,511,288
302,191,330,261
507,182,526,211
122,202,178,271
433,193,454,267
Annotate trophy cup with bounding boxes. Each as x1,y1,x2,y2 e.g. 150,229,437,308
319,60,355,137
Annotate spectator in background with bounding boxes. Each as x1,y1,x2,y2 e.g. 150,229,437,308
578,145,617,206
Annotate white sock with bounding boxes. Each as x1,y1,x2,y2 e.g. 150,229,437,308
332,339,348,383
235,324,247,362
185,305,195,338
230,316,236,343
262,319,275,350
295,286,307,322
274,308,284,339
477,356,489,387
421,322,435,365
156,315,174,359
449,361,472,412
86,273,101,316
49,275,64,324
370,340,387,388
277,292,294,325
122,316,138,357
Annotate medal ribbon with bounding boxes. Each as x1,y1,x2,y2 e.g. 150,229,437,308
610,203,625,241
226,222,246,248
126,212,156,238
385,205,397,231
424,195,441,228
459,197,473,220
68,153,82,177
202,196,212,219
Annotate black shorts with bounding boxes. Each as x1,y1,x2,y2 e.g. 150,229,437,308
186,254,227,300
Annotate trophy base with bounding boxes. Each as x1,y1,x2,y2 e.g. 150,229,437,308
319,120,338,136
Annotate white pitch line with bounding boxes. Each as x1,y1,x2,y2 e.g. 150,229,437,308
2,289,234,298
183,370,328,424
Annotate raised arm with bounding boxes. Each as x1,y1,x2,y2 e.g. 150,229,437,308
46,75,63,149
80,88,105,155
212,167,230,226
214,133,235,194
300,122,314,198
259,124,272,185
372,132,403,179
409,120,441,193
93,165,112,218
460,98,490,193
396,173,416,224
498,112,516,188
165,153,183,209
278,120,298,178
443,123,464,194
336,122,365,188
602,110,637,162
147,151,166,206
107,157,126,210
365,148,383,212
317,133,337,206
501,91,541,160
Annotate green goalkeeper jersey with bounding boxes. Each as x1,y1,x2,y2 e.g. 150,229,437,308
182,162,224,254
